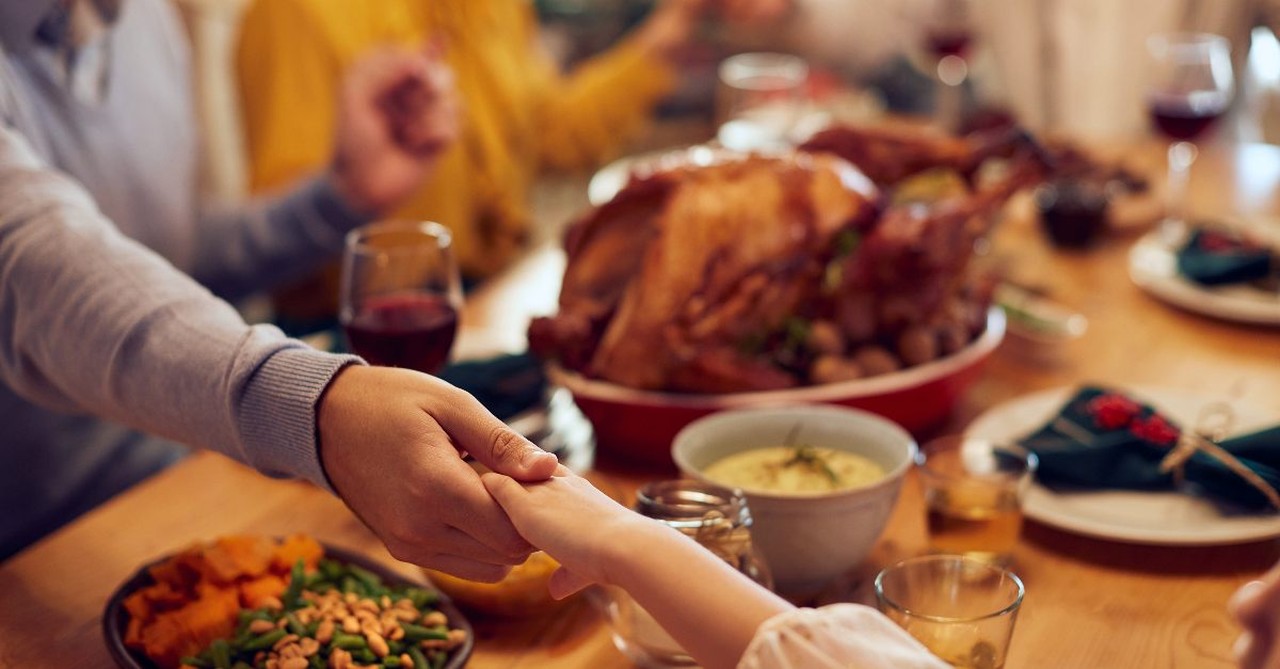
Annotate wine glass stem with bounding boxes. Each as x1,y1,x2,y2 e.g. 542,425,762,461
1162,141,1198,243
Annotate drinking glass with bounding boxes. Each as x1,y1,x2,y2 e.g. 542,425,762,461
917,437,1037,566
592,481,771,667
339,221,462,374
716,52,809,152
922,0,974,132
875,555,1025,669
1146,33,1234,242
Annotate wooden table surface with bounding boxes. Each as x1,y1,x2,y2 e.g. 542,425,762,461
2,141,1279,669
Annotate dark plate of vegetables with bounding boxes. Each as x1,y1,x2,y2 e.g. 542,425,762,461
103,538,473,669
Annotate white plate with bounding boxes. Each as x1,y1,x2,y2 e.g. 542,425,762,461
1128,230,1280,326
966,386,1280,546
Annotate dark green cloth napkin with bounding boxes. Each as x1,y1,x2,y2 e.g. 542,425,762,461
1019,386,1280,510
1176,227,1273,286
437,353,547,421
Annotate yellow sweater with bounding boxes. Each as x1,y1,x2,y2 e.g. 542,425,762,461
236,0,675,281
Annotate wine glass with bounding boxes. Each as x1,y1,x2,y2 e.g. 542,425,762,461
1146,33,1234,243
716,52,809,152
339,221,462,374
922,0,974,132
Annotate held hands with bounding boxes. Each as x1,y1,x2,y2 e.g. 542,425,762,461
316,366,558,582
330,43,460,216
481,469,658,599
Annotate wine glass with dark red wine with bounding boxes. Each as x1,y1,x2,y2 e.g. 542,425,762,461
922,0,974,132
1146,33,1234,242
340,222,462,375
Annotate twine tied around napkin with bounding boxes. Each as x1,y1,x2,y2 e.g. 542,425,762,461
1020,386,1280,512
1157,403,1280,510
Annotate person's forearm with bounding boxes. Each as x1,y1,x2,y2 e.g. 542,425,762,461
603,519,792,669
191,173,369,300
0,125,356,488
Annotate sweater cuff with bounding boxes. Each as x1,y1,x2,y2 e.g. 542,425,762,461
238,346,364,492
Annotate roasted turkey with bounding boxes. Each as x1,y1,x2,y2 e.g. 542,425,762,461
529,125,1049,393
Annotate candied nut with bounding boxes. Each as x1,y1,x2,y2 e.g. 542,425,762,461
361,619,384,637
387,624,405,641
342,616,360,634
279,644,302,660
395,598,415,610
420,640,448,650
316,619,335,644
276,618,289,630
344,593,359,605
446,629,467,648
280,658,309,669
380,595,392,609
330,648,352,669
260,596,284,611
249,619,276,634
937,322,969,354
391,608,418,622
367,631,390,658
421,611,447,627
266,658,280,669
399,654,412,668
273,634,299,652
300,638,321,657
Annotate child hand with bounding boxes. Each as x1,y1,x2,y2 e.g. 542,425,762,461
481,470,654,598
1231,561,1280,669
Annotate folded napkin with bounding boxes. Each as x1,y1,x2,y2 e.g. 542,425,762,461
1019,386,1280,510
438,353,547,422
1176,227,1274,286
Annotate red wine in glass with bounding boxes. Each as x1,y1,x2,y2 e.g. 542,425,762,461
343,292,458,373
1147,91,1229,141
927,30,972,61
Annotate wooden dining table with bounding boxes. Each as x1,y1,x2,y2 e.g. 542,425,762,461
1,138,1278,669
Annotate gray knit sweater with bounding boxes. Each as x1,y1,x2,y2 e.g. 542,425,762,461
0,0,366,557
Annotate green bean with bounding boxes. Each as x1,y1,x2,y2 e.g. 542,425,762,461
281,559,306,610
406,588,439,609
401,623,449,642
241,628,287,652
285,613,307,637
209,639,231,669
341,576,359,594
331,633,368,650
407,647,429,669
387,640,405,656
383,657,403,668
308,656,325,669
180,656,211,668
429,650,446,669
354,648,377,664
305,619,320,636
348,564,383,589
320,559,344,582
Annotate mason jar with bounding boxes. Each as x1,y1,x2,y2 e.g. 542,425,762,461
591,480,772,667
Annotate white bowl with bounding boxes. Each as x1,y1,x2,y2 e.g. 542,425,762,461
671,405,916,596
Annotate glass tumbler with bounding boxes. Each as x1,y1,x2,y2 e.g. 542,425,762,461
875,555,1025,669
917,437,1037,566
716,52,809,152
592,481,771,667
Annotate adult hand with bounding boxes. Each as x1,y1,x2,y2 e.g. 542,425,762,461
482,470,655,599
317,366,558,582
330,43,460,216
1231,561,1280,669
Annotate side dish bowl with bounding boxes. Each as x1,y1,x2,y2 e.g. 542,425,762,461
551,307,1003,467
672,405,916,595
103,543,474,669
